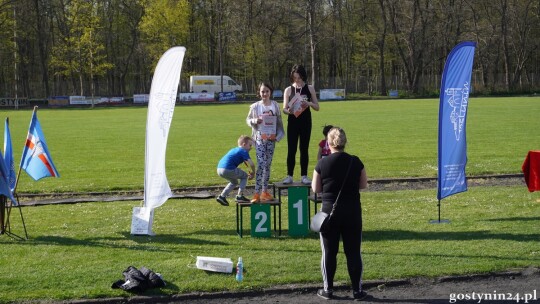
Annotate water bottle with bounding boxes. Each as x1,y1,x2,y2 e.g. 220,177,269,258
235,257,243,282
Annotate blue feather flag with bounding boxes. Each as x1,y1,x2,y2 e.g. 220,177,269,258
437,41,476,200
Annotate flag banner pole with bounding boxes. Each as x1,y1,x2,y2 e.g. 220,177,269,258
429,199,450,224
4,194,28,240
131,46,186,236
434,41,476,223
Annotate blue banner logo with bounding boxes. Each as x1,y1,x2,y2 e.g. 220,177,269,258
218,92,237,102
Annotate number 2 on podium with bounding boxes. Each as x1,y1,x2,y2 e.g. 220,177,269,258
255,211,268,232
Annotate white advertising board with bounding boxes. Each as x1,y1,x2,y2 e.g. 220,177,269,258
179,93,215,102
320,89,346,100
133,94,150,103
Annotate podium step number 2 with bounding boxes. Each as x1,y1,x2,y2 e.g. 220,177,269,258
288,186,309,236
251,203,271,237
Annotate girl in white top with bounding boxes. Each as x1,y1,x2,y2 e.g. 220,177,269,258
246,82,285,202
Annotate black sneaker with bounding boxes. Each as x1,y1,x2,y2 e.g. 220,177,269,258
353,290,368,301
235,195,250,203
216,195,229,206
317,289,333,300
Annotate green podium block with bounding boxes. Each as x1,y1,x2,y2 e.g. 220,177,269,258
251,203,271,237
287,186,309,236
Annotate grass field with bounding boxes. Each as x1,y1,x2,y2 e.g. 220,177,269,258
0,97,539,302
1,96,539,194
0,186,538,302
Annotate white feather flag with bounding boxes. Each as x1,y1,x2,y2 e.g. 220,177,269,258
131,46,186,235
145,46,186,209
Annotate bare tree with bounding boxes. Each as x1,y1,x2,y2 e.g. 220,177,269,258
387,0,433,93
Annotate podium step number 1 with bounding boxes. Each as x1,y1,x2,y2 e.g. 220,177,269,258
251,203,271,237
288,186,309,236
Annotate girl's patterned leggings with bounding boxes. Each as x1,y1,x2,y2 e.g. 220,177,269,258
255,140,275,193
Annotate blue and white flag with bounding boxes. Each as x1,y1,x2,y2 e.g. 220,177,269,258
437,41,476,200
20,109,60,181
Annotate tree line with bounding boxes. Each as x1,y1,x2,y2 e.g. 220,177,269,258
0,0,538,99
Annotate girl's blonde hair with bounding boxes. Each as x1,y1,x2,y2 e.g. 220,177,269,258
327,127,347,150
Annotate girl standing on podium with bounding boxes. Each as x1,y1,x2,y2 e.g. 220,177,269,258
246,82,285,202
282,64,319,185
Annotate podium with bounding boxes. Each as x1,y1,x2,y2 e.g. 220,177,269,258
235,199,281,238
273,182,311,236
287,187,309,236
250,203,271,237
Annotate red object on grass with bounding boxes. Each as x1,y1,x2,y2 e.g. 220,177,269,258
522,150,540,192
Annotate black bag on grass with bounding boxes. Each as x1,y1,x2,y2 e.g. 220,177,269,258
111,266,165,292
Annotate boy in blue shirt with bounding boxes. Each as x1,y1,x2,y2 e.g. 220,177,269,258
216,135,256,206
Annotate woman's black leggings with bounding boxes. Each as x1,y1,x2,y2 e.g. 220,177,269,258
286,114,312,176
320,212,363,292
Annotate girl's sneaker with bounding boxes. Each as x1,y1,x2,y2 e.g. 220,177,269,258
261,191,274,201
250,193,260,203
282,175,293,184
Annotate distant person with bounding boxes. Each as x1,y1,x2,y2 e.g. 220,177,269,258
216,135,255,206
282,64,320,184
317,124,333,161
246,82,285,202
311,127,368,301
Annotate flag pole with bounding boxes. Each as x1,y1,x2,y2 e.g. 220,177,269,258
13,106,38,194
429,199,450,224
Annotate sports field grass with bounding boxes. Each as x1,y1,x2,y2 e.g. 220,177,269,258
0,186,537,302
0,97,538,302
1,97,539,194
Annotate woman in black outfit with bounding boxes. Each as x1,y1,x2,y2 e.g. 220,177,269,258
282,64,319,185
311,127,368,300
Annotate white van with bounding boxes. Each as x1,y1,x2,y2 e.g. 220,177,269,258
189,75,243,93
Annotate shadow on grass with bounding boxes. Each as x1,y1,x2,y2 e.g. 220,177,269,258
483,216,540,222
21,225,537,252
164,226,539,243
183,228,321,239
119,232,227,245
365,248,538,262
364,229,539,242
28,233,228,251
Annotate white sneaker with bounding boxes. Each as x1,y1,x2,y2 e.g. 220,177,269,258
282,175,293,184
301,175,311,185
